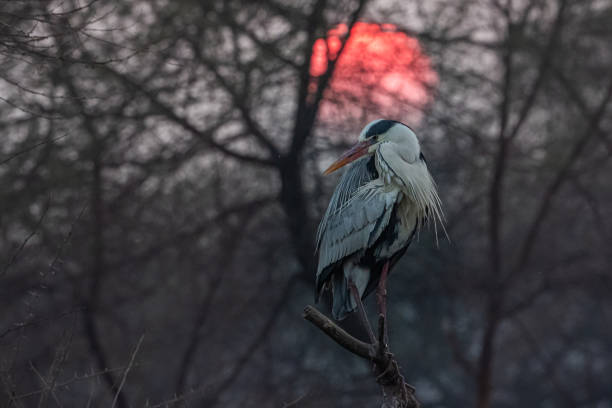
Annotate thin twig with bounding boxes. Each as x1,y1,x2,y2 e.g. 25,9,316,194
282,393,308,408
11,367,128,401
0,132,70,166
29,363,62,408
37,317,75,408
111,335,144,408
1,196,51,278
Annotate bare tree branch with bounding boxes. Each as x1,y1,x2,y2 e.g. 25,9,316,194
1,195,50,278
111,335,144,408
510,75,612,278
200,275,301,407
0,132,70,166
93,62,277,167
303,305,420,408
304,305,375,359
505,0,567,143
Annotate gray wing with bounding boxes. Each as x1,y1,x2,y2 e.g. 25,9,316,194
316,157,374,245
316,158,399,280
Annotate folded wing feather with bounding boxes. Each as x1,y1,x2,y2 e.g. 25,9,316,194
316,158,398,281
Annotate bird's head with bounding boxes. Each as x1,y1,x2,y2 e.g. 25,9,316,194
324,119,421,175
324,119,447,242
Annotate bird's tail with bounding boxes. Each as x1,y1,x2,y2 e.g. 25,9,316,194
331,263,370,320
331,272,354,320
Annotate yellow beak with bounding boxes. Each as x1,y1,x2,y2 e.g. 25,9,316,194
323,140,375,175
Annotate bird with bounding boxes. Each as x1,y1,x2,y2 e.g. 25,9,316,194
316,119,445,323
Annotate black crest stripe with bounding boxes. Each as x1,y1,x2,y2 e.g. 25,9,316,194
365,120,397,138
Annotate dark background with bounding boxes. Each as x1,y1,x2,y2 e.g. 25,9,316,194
1,1,612,407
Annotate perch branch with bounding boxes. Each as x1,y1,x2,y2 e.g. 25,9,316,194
303,305,375,360
303,305,420,408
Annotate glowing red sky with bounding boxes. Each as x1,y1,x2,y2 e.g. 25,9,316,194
310,22,437,124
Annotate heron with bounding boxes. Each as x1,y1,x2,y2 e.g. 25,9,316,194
316,119,445,331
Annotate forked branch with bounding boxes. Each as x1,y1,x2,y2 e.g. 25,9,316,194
303,305,420,408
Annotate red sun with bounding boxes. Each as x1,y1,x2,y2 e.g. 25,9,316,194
310,22,437,124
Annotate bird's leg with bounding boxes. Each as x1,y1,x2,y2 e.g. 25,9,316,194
376,261,390,346
349,282,376,345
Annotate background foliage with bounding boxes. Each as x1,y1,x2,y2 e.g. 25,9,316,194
1,0,611,407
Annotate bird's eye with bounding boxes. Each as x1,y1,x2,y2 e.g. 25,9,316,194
364,130,379,140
